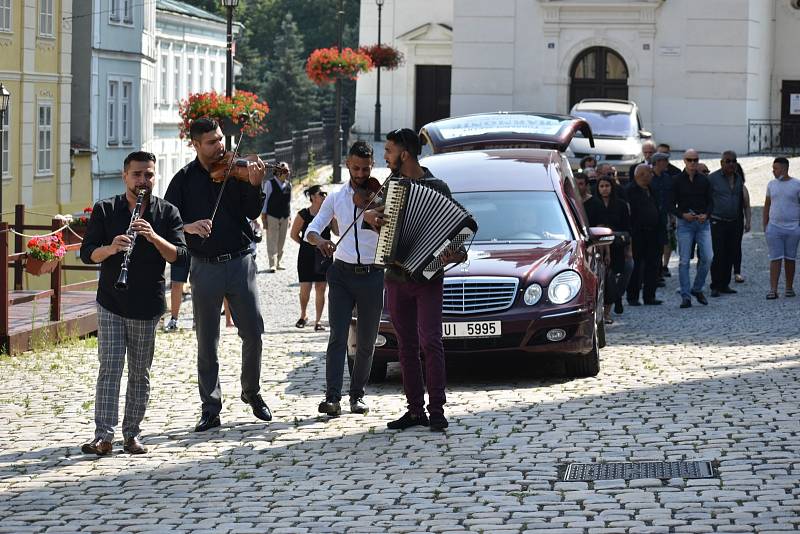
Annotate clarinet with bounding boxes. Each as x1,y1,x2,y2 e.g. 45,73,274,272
114,188,147,291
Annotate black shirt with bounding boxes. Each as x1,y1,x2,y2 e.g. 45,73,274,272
583,196,604,227
593,197,631,233
80,194,187,320
671,171,712,217
164,158,266,258
627,184,661,231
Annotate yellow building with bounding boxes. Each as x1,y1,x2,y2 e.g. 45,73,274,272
0,1,86,286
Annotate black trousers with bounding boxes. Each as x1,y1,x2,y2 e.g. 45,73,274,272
710,218,739,290
627,231,661,303
732,218,744,275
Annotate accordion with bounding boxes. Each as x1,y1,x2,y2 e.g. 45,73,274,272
375,178,478,281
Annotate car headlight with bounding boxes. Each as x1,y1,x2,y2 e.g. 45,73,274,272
548,270,582,304
523,283,543,306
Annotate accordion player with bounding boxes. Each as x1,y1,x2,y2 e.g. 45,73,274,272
374,177,478,281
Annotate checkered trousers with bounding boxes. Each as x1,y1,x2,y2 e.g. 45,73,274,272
94,305,160,441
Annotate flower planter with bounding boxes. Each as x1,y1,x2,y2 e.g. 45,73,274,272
25,257,60,276
64,226,86,245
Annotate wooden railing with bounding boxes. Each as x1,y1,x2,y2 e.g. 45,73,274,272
1,208,100,342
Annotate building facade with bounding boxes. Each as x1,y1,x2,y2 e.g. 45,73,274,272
152,0,230,197
355,0,800,154
0,0,73,218
71,0,156,201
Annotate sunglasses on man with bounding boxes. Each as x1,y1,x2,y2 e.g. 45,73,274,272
685,158,699,163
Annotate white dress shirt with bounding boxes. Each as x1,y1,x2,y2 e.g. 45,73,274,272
305,182,379,265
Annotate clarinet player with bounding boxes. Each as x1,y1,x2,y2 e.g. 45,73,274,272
79,151,187,456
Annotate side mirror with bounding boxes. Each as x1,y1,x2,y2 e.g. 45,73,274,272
639,130,653,139
588,226,615,246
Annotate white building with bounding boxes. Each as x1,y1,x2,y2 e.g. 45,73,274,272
355,0,800,154
152,0,235,197
71,0,157,200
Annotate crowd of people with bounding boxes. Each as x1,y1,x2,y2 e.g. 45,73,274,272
576,142,798,322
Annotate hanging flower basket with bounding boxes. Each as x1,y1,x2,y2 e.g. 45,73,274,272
61,206,93,244
26,233,66,275
306,47,373,86
178,91,270,146
25,257,61,276
359,44,404,70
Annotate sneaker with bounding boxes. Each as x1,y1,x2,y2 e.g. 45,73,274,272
318,399,341,417
429,413,449,431
164,317,178,332
349,397,369,415
387,411,429,430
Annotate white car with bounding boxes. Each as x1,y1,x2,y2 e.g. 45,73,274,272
567,99,652,173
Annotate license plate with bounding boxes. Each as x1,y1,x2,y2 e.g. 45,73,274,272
442,321,501,338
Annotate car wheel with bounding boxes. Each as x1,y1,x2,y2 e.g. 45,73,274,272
346,356,389,383
597,316,607,349
565,326,600,378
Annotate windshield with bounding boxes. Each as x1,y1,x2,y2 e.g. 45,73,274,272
453,191,573,243
572,110,636,138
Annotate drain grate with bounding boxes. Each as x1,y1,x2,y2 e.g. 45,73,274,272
561,461,716,481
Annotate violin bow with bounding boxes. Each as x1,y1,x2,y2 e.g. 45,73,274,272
336,173,393,243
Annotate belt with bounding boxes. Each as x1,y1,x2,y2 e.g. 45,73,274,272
334,259,383,274
192,248,251,264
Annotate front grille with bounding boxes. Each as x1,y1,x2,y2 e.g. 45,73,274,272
443,276,519,315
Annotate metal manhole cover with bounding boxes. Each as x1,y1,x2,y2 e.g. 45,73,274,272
561,461,716,481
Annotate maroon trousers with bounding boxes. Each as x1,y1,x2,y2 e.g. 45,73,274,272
385,278,447,417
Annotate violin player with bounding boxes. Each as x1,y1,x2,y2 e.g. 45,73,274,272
305,141,385,417
164,117,273,432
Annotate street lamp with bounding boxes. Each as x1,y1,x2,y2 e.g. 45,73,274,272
332,0,344,183
0,83,9,223
221,0,239,150
373,0,384,142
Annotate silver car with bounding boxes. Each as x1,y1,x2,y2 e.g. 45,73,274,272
566,99,652,173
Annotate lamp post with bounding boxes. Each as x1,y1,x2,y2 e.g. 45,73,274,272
373,0,384,142
0,83,9,223
221,0,239,151
332,0,344,183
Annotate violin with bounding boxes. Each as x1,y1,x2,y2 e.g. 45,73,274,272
209,152,283,183
352,176,385,210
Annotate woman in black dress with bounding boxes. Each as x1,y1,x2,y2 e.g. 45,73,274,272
595,175,631,324
289,185,337,331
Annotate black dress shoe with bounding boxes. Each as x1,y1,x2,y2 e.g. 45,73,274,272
241,393,272,422
690,290,708,305
194,412,221,432
387,411,429,430
720,287,737,294
429,413,449,431
643,299,663,305
680,298,692,309
710,290,721,297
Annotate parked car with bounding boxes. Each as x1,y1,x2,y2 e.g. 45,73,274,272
348,112,614,381
566,99,652,173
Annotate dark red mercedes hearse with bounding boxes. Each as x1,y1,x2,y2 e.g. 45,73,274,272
349,113,613,381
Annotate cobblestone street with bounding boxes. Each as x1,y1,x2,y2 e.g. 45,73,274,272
0,157,798,533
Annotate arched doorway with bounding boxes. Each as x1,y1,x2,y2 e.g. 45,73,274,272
569,47,628,108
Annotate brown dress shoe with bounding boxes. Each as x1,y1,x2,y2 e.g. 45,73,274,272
123,436,147,455
81,438,112,456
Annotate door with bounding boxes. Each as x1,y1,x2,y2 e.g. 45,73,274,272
415,65,451,131
781,80,800,148
569,47,628,109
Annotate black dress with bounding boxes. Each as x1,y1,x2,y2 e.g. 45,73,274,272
297,208,331,283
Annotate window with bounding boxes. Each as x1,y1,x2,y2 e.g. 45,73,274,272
217,60,224,93
37,103,52,174
186,57,193,94
0,0,11,32
121,82,132,143
160,53,168,104
210,61,216,93
173,55,181,103
39,0,53,36
110,0,132,24
107,80,118,144
1,103,9,175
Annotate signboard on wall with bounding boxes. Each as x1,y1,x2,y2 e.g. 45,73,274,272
791,93,800,115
